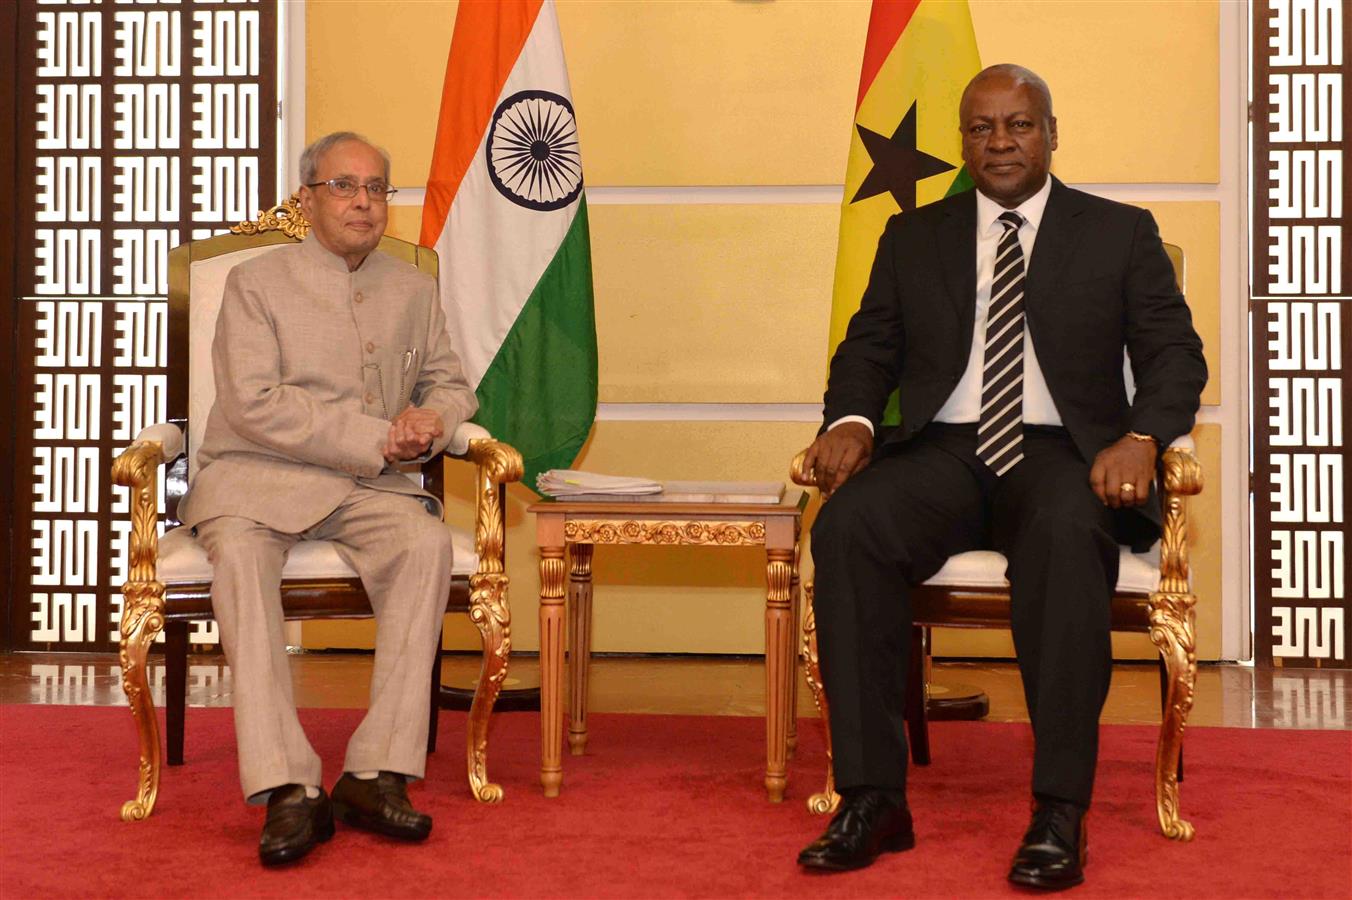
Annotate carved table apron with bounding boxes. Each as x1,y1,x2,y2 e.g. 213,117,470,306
528,491,808,802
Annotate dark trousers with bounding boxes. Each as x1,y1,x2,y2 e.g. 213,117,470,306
811,423,1142,808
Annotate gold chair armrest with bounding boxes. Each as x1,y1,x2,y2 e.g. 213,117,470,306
1161,446,1203,497
111,441,172,583
464,439,524,574
790,450,819,488
1158,446,1202,593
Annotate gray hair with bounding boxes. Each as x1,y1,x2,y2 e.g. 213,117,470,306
298,131,392,186
963,64,1054,119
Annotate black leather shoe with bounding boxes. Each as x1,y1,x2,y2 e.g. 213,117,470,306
331,772,432,841
1007,798,1087,891
797,789,915,872
259,784,334,867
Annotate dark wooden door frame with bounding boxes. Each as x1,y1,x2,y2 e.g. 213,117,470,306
2,0,19,652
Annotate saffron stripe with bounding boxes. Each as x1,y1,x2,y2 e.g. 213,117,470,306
420,0,544,246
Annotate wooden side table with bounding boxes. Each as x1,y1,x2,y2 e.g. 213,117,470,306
529,490,808,801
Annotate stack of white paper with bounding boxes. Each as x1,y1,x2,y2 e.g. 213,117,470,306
536,469,662,498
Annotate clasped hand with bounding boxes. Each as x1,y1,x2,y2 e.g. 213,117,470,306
383,406,444,462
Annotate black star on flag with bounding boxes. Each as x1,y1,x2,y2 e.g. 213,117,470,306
850,101,956,211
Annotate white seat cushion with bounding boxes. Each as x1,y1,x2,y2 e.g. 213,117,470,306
157,524,478,584
922,546,1163,594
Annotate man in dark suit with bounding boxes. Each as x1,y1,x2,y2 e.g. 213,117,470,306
795,65,1206,890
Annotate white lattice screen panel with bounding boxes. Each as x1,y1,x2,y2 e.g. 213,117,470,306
1251,0,1350,667
14,0,278,651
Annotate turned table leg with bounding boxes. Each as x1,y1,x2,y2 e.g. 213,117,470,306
538,531,567,797
567,543,594,756
764,545,795,802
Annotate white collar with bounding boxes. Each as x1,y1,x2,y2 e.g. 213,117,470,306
975,176,1052,235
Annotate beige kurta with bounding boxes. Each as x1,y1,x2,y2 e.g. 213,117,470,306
180,233,478,530
182,234,478,800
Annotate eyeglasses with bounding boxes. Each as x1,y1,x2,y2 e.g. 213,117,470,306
305,178,398,202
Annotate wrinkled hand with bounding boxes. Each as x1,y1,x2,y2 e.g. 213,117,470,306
383,406,444,462
1089,436,1157,509
801,422,874,500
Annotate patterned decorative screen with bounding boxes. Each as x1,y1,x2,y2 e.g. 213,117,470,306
1251,0,1349,667
11,0,278,651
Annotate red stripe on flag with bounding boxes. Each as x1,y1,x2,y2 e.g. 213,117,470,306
855,0,922,111
420,0,544,247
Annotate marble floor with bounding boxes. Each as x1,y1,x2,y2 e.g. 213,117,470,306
2,651,1348,731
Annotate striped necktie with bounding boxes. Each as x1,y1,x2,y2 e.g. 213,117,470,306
977,211,1027,476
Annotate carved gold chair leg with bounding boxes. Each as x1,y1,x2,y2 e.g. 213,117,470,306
112,440,169,821
1149,444,1202,840
118,582,166,821
1149,589,1197,840
463,438,522,804
801,586,841,815
467,572,509,804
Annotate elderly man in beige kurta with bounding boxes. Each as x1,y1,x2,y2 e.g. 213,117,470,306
179,132,477,866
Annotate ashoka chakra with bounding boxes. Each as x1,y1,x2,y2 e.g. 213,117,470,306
485,89,583,211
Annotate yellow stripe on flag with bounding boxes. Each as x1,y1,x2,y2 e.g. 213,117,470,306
828,0,981,359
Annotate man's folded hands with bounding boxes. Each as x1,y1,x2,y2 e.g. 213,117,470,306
383,406,444,462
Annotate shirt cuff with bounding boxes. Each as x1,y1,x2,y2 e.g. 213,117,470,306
828,415,874,435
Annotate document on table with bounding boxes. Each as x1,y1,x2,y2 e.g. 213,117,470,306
536,469,662,498
537,470,785,504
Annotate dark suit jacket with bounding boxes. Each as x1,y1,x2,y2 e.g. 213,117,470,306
821,177,1208,526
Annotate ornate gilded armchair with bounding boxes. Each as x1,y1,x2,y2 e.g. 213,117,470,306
792,243,1203,841
110,198,522,822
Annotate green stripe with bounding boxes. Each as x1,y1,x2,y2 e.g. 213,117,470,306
473,197,597,489
944,165,975,197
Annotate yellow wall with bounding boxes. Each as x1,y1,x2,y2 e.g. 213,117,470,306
305,0,1231,662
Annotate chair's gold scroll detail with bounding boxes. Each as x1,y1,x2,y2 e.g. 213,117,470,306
109,198,522,821
789,242,1203,841
229,196,310,240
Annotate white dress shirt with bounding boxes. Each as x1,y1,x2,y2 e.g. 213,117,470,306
830,178,1063,435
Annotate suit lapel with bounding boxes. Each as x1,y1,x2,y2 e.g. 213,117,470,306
936,191,977,334
1025,177,1089,313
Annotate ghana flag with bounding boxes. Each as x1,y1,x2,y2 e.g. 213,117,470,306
829,0,981,423
421,0,597,487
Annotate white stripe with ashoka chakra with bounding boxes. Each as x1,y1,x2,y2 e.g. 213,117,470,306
431,1,580,390
977,212,1027,476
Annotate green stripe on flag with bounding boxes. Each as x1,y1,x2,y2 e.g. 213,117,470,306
944,165,976,197
473,198,598,488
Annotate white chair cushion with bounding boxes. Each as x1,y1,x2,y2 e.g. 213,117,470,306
922,546,1163,594
157,524,478,584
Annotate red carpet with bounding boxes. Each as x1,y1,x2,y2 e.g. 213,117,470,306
1,705,1348,898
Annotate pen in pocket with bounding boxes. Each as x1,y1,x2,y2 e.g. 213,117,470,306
397,347,418,413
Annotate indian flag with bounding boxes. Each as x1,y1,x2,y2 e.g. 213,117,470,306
830,0,981,423
421,0,597,485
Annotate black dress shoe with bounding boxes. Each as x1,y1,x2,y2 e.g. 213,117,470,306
1008,798,1087,891
797,788,915,872
331,772,432,841
259,784,334,867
